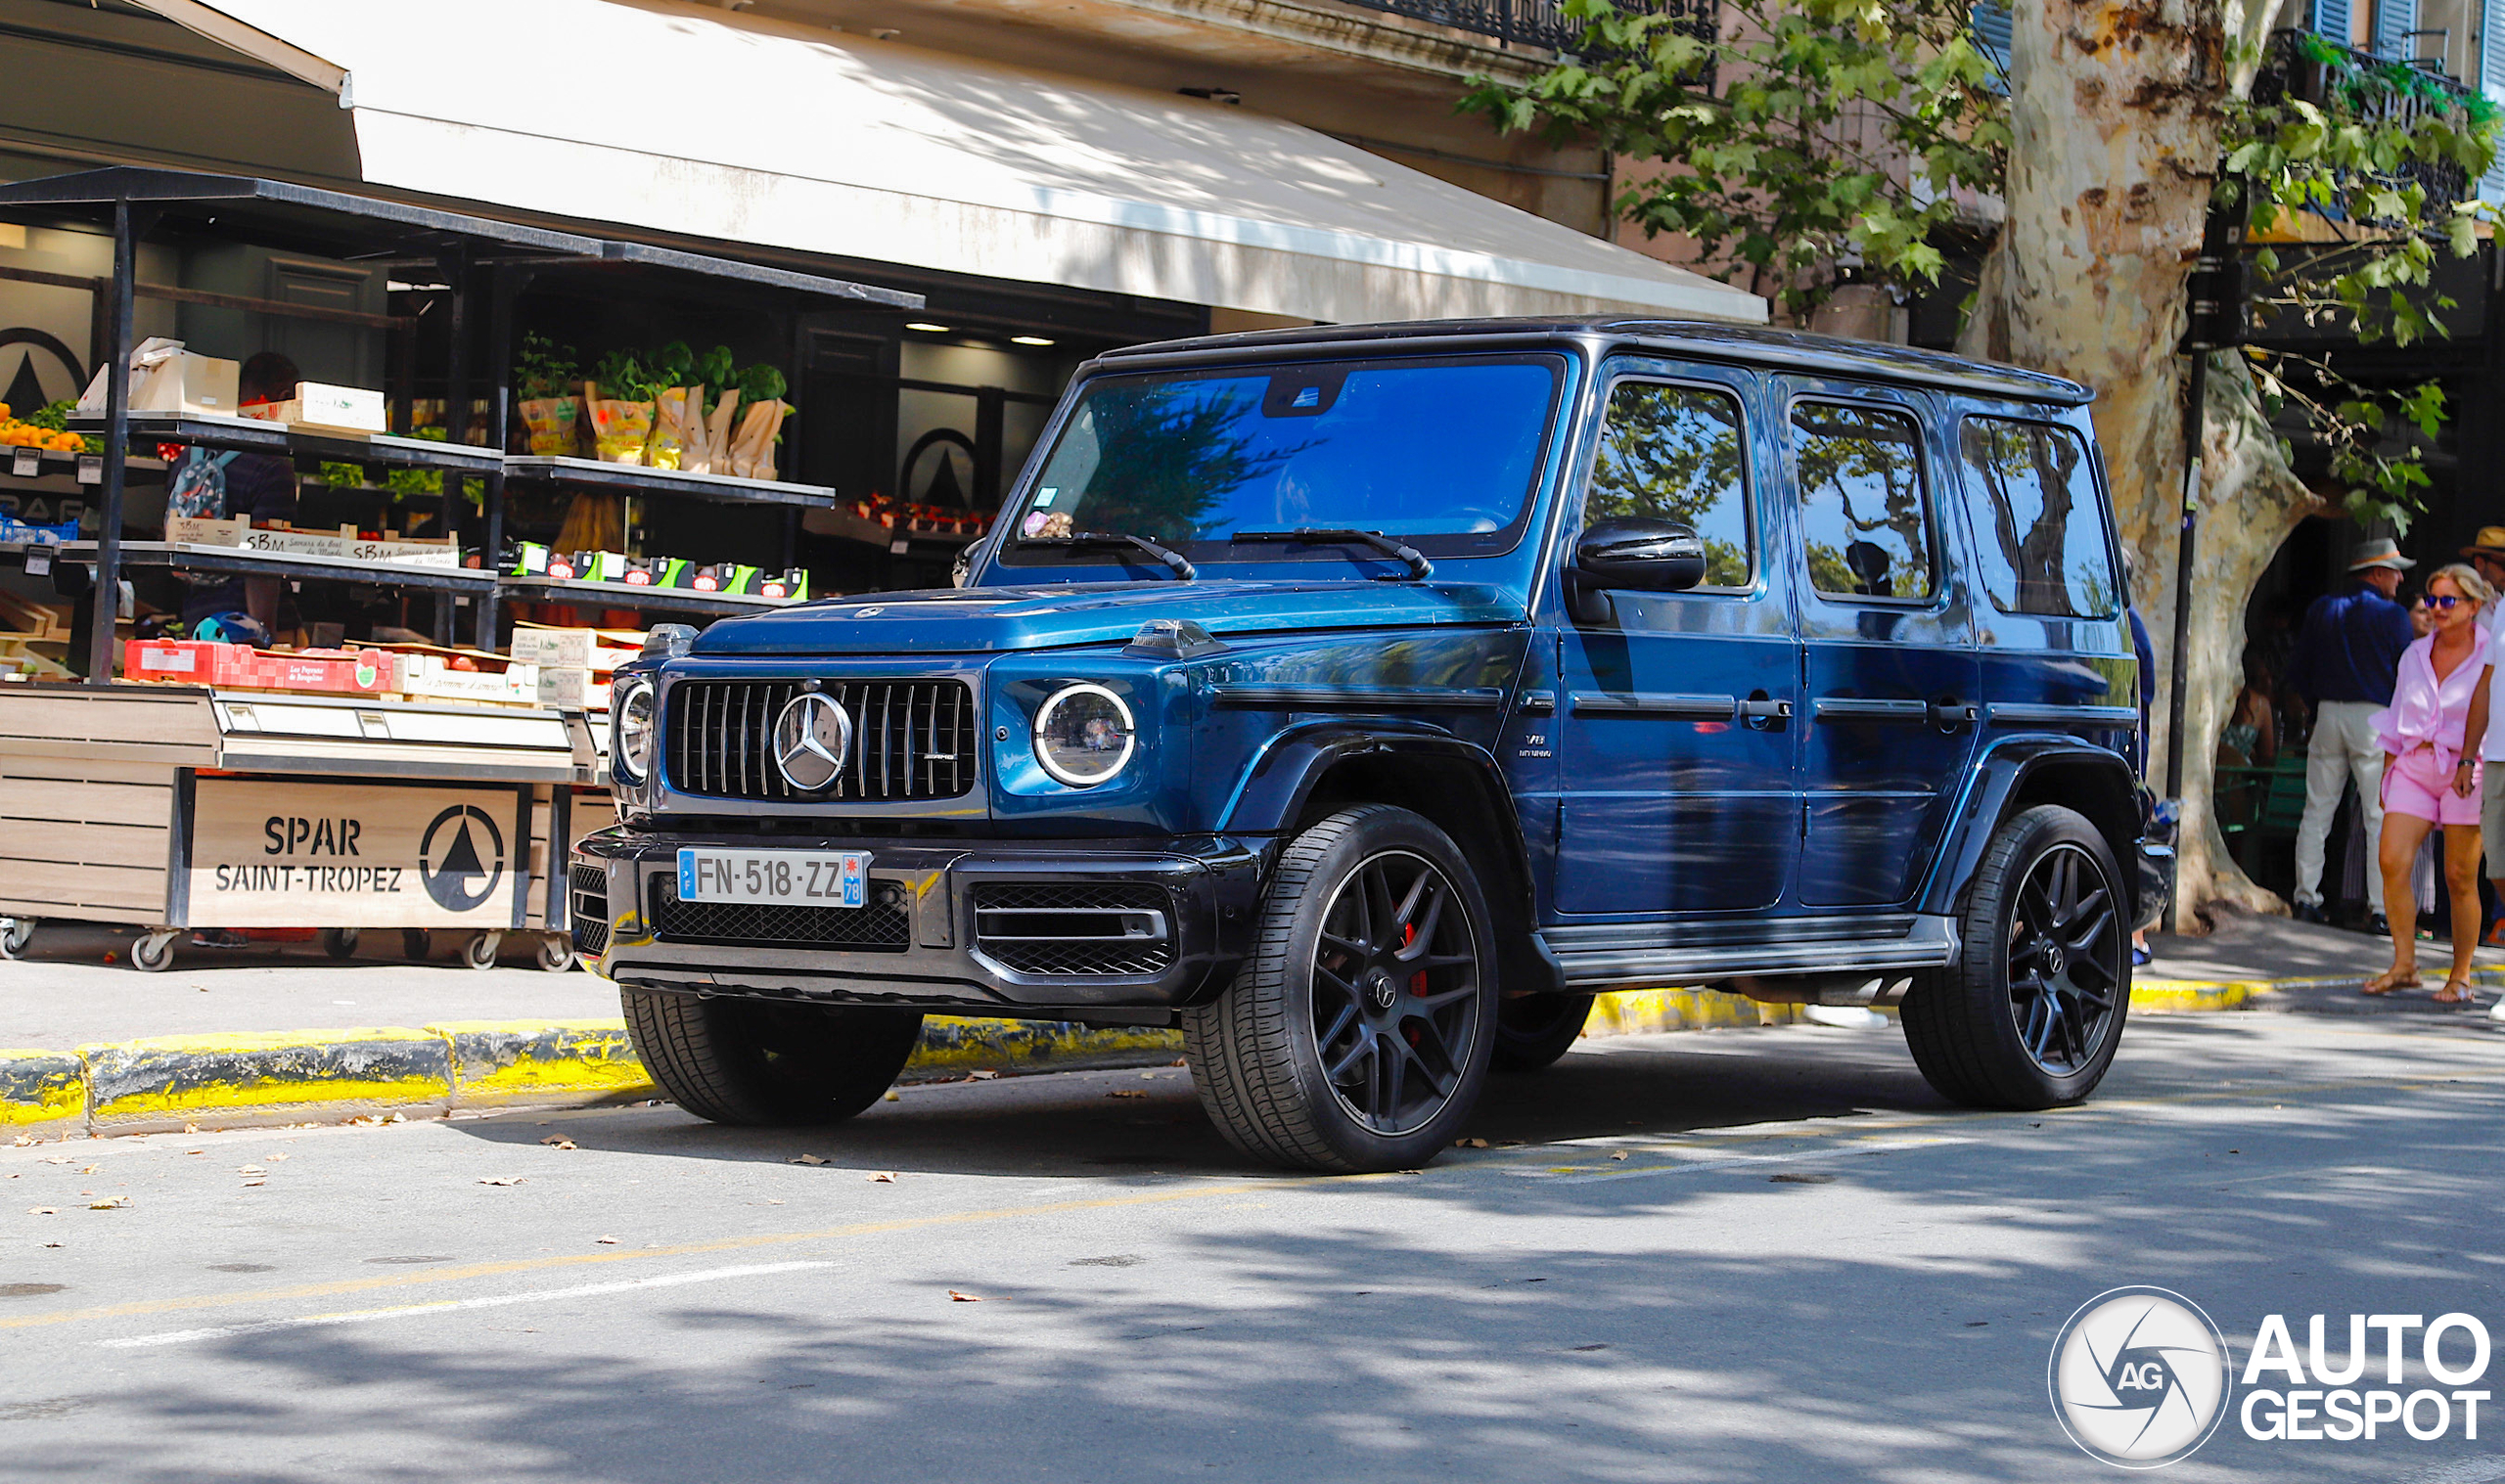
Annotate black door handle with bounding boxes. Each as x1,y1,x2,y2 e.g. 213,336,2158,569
1737,694,1793,727
1927,699,1980,730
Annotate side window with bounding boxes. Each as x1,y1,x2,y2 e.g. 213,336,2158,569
1585,381,1753,588
1792,401,1934,602
1957,417,2118,617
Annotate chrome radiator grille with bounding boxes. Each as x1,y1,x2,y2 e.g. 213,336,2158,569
665,679,979,802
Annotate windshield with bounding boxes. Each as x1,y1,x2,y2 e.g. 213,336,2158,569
997,356,1563,569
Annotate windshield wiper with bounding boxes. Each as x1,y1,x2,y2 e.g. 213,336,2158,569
1025,532,1196,581
1230,528,1433,581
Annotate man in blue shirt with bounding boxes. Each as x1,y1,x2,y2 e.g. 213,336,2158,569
2287,538,2416,926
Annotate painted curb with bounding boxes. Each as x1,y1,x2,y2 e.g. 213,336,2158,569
2129,967,2505,1013
429,1020,657,1108
80,1028,453,1135
906,1016,1183,1079
0,1050,83,1129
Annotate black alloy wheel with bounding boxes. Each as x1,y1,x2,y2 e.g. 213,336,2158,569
1310,849,1485,1135
2005,842,2123,1076
1903,804,2130,1109
1183,805,1498,1172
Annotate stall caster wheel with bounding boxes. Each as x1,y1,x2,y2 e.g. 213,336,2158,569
320,926,361,961
0,917,34,961
401,929,432,963
129,930,178,973
535,935,577,973
461,931,503,971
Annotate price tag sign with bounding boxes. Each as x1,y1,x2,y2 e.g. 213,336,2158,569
9,448,36,478
888,538,910,555
22,545,52,577
75,455,103,486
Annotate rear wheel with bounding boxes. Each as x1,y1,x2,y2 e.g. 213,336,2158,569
1903,804,2129,1108
622,988,925,1125
1183,805,1496,1173
1489,992,1594,1073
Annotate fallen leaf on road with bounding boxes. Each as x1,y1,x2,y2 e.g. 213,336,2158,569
1610,1151,1629,1161
478,1177,525,1187
78,1165,97,1175
867,1172,899,1183
26,1206,55,1216
269,1154,289,1162
883,1091,901,1102
242,1181,264,1189
37,1156,70,1165
1139,1071,1158,1079
1454,1138,1489,1148
1108,1091,1148,1100
183,1124,199,1134
594,1237,618,1244
947,1289,981,1302
10,1136,34,1147
788,1154,829,1166
966,1070,998,1081
184,1150,204,1156
236,1166,265,1176
89,1196,127,1210
539,1137,577,1150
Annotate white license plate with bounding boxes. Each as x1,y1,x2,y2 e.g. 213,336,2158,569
675,849,870,909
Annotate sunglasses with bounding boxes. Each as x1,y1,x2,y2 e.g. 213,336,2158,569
2429,595,2471,610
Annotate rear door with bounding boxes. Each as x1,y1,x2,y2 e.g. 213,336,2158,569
1779,379,1982,909
1550,360,1801,917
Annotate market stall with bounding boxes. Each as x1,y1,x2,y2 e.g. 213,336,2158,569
0,168,927,969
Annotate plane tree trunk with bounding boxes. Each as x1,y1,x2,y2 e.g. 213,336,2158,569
1962,0,2312,928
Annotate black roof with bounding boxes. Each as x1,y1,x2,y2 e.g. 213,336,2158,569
0,167,920,308
1098,315,2092,407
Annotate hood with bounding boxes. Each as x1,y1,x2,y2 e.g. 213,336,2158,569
690,580,1527,656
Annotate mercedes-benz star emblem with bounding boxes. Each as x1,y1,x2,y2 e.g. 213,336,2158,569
773,692,853,791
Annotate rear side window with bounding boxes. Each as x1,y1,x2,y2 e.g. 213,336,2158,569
1792,401,1935,601
1586,381,1753,589
1957,418,2118,617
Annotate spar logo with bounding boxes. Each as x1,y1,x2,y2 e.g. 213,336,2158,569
418,804,506,913
2048,1287,2232,1468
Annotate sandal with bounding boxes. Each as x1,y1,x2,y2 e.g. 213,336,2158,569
2434,980,2478,1006
2362,968,2423,997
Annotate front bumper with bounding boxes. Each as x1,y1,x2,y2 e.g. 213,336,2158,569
569,829,1266,1019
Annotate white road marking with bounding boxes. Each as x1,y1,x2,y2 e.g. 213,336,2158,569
98,1261,832,1349
1524,1135,1976,1184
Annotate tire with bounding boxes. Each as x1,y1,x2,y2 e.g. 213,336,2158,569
1182,804,1497,1173
128,930,176,973
1902,804,2130,1109
536,935,577,973
621,987,925,1125
321,927,360,961
0,917,32,961
461,931,502,971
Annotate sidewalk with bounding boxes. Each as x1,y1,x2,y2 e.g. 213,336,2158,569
5,909,2497,1139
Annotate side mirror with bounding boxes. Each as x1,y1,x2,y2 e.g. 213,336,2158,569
1571,517,1708,593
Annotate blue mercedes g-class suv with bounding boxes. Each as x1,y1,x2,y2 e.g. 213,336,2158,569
573,318,2166,1173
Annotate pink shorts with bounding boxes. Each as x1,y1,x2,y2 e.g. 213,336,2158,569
2381,747,2483,827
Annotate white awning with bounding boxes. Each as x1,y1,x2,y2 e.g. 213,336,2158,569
137,0,1766,326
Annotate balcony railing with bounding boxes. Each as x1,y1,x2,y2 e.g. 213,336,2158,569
1330,0,1712,57
2252,26,2480,212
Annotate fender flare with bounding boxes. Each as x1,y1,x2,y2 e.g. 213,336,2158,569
1214,718,1535,919
1916,737,2145,919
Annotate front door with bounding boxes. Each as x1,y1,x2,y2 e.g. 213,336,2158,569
1552,364,1800,916
1780,380,1982,909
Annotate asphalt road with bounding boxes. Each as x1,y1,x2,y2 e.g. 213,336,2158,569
4,1012,2503,1483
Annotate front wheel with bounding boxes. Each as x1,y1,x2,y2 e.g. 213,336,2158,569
622,989,924,1125
1902,804,2129,1109
1183,805,1497,1173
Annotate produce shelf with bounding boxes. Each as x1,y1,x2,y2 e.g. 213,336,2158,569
57,539,497,594
73,414,506,474
504,455,837,510
497,573,799,614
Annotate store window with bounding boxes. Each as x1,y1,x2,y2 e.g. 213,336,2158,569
1585,381,1753,588
1792,401,1935,601
1957,417,2118,617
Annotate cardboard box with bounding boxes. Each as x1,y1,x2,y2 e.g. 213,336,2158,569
394,652,541,705
238,382,387,433
124,640,396,696
508,625,640,672
132,351,241,416
167,516,461,569
533,666,611,710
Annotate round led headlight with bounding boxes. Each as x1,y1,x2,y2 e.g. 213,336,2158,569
1032,683,1134,787
613,677,658,785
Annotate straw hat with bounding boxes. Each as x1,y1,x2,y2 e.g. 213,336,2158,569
2348,538,2415,572
2460,526,2505,562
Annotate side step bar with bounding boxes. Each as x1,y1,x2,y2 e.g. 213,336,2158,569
1535,914,1961,994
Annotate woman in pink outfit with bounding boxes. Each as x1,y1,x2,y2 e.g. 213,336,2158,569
2364,562,2497,1002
